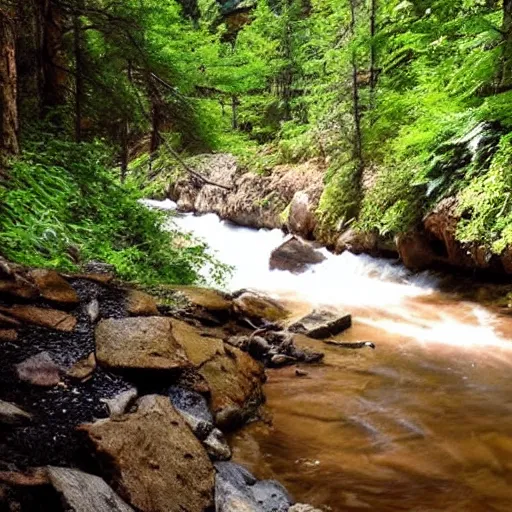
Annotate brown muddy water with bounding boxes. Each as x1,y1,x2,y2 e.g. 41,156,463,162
231,294,512,511
148,200,512,512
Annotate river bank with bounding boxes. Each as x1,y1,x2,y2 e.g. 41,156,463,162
0,256,344,511
153,152,512,278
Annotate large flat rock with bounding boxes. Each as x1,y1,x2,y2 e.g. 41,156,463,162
95,317,190,372
0,305,76,331
79,395,214,512
288,309,352,339
30,269,80,304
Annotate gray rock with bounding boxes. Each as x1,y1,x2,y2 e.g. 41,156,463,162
269,237,326,275
16,351,61,387
0,400,32,425
83,261,116,275
101,388,138,417
47,466,134,512
270,354,296,367
204,428,232,461
168,386,214,440
86,299,100,323
288,309,352,339
215,462,293,512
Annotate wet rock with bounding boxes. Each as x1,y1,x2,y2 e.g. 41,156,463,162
67,352,96,381
289,309,351,339
95,317,190,372
86,299,100,323
233,291,290,323
168,386,214,439
0,400,32,425
30,269,80,304
0,305,76,331
270,354,297,367
204,428,232,461
79,395,214,512
16,351,61,387
200,345,265,431
395,232,435,271
287,191,318,239
101,388,138,417
171,319,225,367
295,369,308,377
0,329,17,342
124,289,159,316
269,237,326,274
288,505,322,512
215,462,293,512
47,466,134,512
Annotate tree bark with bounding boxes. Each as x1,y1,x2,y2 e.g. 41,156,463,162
349,0,363,174
369,0,377,112
0,5,19,156
73,6,83,142
501,0,512,88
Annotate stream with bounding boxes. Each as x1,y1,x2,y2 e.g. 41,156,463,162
146,199,512,511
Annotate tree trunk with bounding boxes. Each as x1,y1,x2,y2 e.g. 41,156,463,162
41,0,67,109
0,5,19,156
73,7,83,142
501,0,512,88
369,0,377,112
349,0,363,174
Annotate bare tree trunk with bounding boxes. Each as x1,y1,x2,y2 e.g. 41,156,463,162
73,6,83,142
231,95,238,129
501,0,512,88
369,0,377,113
0,5,19,156
349,0,363,174
42,0,67,109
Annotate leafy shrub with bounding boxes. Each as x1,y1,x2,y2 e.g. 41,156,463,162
0,139,229,285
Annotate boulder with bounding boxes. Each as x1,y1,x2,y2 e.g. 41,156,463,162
288,310,352,339
287,192,318,239
0,400,32,425
0,305,76,331
199,345,265,430
269,237,326,274
100,388,138,417
95,317,190,372
233,291,290,323
215,462,293,512
30,269,79,304
204,428,232,461
66,353,96,381
124,289,159,316
47,466,134,512
395,232,435,271
79,395,214,512
16,351,61,387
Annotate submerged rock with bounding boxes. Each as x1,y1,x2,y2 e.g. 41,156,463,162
269,237,326,274
288,309,352,339
47,466,134,512
79,395,215,512
215,462,293,512
95,317,190,372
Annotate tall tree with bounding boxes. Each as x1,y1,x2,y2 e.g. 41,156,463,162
0,2,19,156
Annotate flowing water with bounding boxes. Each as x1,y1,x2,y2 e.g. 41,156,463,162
145,199,512,511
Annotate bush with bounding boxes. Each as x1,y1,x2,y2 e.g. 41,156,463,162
0,139,230,285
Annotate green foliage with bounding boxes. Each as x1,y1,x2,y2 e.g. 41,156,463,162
456,134,512,254
0,140,229,286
